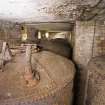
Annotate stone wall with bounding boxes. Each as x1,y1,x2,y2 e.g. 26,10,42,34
74,20,105,69
0,21,21,47
73,21,105,105
27,26,38,42
73,21,95,105
93,21,105,57
0,22,39,46
0,21,21,39
73,21,95,68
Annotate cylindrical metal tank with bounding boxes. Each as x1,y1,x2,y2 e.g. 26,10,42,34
86,56,105,105
38,38,72,58
0,51,75,105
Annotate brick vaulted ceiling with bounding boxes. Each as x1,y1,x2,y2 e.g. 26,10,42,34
0,0,105,23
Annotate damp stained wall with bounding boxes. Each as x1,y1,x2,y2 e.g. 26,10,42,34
73,20,105,105
74,20,105,68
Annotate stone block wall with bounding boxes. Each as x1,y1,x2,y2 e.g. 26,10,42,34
73,21,95,105
0,21,21,48
93,21,105,57
74,20,105,69
73,21,95,68
0,21,39,46
73,21,105,105
27,26,38,42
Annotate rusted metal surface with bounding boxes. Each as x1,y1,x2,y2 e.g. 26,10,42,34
86,56,105,105
0,50,75,105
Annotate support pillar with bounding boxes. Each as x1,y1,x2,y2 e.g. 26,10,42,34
73,21,95,105
24,44,39,87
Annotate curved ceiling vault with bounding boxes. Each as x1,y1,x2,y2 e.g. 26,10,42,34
0,0,104,23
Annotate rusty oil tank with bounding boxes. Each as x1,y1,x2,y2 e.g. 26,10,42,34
0,48,75,105
86,56,105,105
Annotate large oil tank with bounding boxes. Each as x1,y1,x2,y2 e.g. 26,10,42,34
38,38,72,58
0,50,75,105
86,56,105,105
